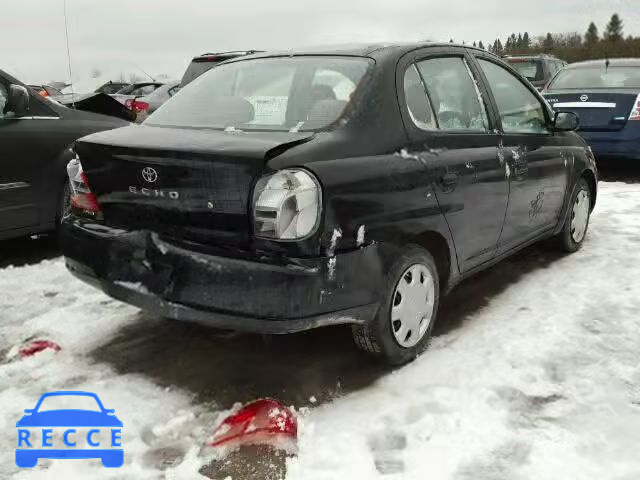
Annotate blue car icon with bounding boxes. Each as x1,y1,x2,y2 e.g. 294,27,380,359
16,391,123,468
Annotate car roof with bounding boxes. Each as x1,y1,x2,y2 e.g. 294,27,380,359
566,58,640,69
192,50,264,62
226,42,494,61
504,54,561,60
39,391,100,398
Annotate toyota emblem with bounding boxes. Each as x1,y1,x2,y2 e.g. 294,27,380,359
580,94,589,102
141,167,158,183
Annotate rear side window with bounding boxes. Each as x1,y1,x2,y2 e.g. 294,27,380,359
403,64,436,130
416,57,489,131
478,59,549,134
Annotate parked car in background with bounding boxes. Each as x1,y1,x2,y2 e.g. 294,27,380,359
110,81,164,106
504,54,566,90
96,82,130,95
179,50,263,87
0,68,128,241
62,43,597,365
129,80,180,122
28,84,63,98
543,58,640,161
60,79,131,97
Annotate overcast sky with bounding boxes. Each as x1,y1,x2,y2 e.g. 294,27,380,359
1,0,638,84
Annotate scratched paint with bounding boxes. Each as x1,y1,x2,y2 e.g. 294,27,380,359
356,225,366,247
529,192,545,220
327,228,342,280
497,141,505,166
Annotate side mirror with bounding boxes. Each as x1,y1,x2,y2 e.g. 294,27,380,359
23,409,34,414
7,84,30,116
553,111,579,132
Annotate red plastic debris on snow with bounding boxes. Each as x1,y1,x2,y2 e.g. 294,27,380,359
209,398,297,450
18,340,62,358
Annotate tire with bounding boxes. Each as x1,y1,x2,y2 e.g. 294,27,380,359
556,177,592,253
352,245,440,366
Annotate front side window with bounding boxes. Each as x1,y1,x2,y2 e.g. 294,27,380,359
416,57,489,131
479,59,549,134
148,56,372,132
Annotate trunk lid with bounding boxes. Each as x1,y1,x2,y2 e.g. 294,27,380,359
544,89,638,132
75,125,313,247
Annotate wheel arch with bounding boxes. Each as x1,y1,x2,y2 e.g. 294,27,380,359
410,230,456,292
580,168,597,211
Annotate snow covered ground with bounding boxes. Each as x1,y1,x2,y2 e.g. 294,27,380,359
1,180,639,479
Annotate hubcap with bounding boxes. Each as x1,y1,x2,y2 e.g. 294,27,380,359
390,264,435,348
570,189,590,243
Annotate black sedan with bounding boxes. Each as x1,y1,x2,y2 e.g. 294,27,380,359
61,43,597,365
0,69,128,241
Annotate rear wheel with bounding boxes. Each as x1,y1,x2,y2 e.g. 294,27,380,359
352,246,440,365
556,177,591,252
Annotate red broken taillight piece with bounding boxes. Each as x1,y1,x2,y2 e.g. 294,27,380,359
208,399,297,451
67,157,102,214
131,100,149,113
19,340,62,358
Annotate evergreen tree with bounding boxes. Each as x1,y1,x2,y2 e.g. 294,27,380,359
517,33,523,49
497,39,503,55
585,22,599,45
449,38,454,43
478,40,485,50
473,41,477,47
604,14,623,42
508,33,517,52
543,32,555,51
522,32,530,50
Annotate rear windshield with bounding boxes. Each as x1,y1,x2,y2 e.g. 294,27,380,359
148,56,372,132
550,66,640,89
506,59,544,82
180,60,224,87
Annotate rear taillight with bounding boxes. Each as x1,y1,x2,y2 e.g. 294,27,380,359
629,94,640,121
131,100,149,113
67,156,101,215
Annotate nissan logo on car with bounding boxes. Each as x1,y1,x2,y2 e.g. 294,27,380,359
141,167,158,183
580,94,589,102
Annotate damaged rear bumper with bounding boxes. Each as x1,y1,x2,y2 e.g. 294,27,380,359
61,218,382,333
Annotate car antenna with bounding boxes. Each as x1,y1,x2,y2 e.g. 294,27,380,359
135,66,156,82
63,0,75,106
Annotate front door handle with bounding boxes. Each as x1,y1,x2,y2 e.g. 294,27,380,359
441,172,458,187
